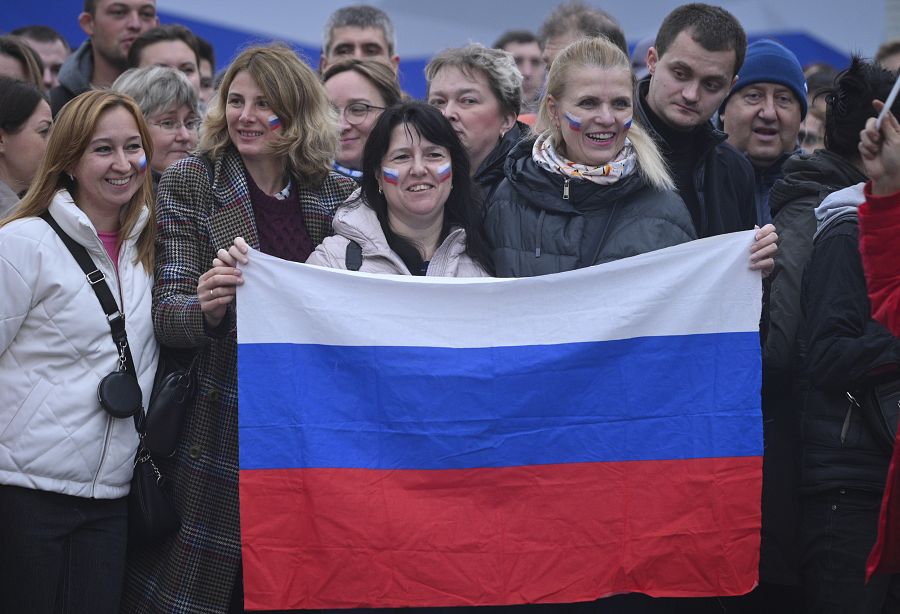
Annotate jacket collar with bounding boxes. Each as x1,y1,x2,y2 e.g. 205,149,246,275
209,146,260,252
474,120,529,187
333,195,467,275
47,189,150,249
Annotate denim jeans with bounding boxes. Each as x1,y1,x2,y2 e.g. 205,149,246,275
801,488,900,614
0,484,128,614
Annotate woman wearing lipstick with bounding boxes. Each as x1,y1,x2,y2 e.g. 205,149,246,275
323,58,402,183
0,90,158,614
485,36,695,277
120,44,356,614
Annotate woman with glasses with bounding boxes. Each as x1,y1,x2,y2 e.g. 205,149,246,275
120,44,356,614
323,58,402,183
426,43,530,202
111,66,200,189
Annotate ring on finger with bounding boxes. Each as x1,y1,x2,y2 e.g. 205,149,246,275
210,288,215,298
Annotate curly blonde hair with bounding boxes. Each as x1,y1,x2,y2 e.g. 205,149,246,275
198,43,339,187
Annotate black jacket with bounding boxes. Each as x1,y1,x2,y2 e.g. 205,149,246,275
766,151,867,376
484,137,696,277
800,215,900,493
473,120,529,204
634,78,757,238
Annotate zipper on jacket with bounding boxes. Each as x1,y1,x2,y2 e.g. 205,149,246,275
90,414,114,497
534,210,546,258
841,392,859,446
562,178,570,200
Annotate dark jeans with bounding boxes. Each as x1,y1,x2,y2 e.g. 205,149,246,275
801,488,900,614
0,484,128,614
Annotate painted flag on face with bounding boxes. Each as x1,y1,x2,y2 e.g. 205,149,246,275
236,231,764,610
382,167,400,185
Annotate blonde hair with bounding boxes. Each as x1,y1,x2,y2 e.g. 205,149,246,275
538,37,674,191
199,43,339,187
2,90,155,272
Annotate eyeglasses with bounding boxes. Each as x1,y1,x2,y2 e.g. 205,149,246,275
151,118,202,133
335,102,385,126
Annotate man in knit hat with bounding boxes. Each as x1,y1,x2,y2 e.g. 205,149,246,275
719,39,807,225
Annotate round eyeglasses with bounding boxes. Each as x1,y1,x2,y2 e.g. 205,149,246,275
335,102,385,126
151,118,202,133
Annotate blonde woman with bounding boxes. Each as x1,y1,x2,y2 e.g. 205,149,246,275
485,36,696,276
0,90,158,613
120,44,356,613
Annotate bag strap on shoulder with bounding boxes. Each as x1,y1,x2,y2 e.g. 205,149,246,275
40,211,144,431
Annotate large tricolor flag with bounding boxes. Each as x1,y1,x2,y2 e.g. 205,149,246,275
237,231,763,611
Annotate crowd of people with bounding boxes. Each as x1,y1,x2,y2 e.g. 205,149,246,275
1,1,900,613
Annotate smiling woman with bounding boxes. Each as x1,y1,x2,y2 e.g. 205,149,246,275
0,90,158,614
323,58,402,182
485,36,696,277
304,101,493,276
119,43,357,614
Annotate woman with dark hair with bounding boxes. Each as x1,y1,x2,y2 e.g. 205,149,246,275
0,76,51,217
219,101,493,277
309,101,492,275
0,35,43,89
323,58,402,182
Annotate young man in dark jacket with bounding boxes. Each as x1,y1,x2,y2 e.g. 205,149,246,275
635,3,762,241
50,0,159,115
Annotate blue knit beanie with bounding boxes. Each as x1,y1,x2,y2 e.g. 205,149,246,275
720,40,808,120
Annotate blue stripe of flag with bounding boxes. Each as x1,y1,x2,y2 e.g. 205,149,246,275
238,332,762,470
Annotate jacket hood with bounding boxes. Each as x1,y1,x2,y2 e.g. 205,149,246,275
57,41,94,96
814,182,865,240
501,135,651,214
769,149,866,217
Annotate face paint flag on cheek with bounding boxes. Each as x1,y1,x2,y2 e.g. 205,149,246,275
623,116,633,131
564,112,583,132
436,161,452,183
137,154,148,172
268,115,282,131
382,167,400,185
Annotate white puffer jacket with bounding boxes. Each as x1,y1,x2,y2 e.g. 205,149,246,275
0,191,158,499
306,197,490,277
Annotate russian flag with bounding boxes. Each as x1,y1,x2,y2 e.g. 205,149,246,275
237,231,763,611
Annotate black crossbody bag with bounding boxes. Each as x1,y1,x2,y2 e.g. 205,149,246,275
41,212,180,544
